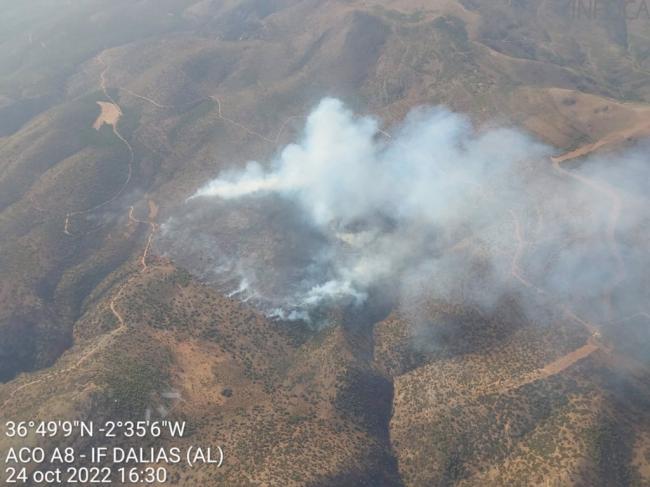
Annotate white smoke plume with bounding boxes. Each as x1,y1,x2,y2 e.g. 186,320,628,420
160,98,649,354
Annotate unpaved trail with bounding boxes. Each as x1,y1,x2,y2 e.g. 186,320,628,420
119,87,301,147
505,214,609,385
496,209,603,391
551,141,627,325
0,284,130,412
504,210,602,391
5,89,296,410
551,157,625,283
509,209,541,292
487,336,600,397
128,200,159,271
551,117,650,164
140,224,157,271
5,52,166,408
64,52,134,236
10,89,641,411
500,129,634,392
210,95,300,145
1,201,158,412
120,87,173,109
539,337,599,376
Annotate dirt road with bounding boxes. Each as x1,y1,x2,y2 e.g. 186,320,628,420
64,52,134,236
1,200,158,412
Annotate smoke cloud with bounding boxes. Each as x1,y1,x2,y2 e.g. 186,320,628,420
159,98,649,352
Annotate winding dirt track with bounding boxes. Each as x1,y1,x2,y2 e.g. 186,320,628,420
484,337,601,397
0,203,158,412
495,135,632,392
551,157,625,284
4,76,639,411
128,201,159,271
0,292,125,411
1,80,298,411
383,115,622,388
194,94,301,145
119,86,301,146
64,52,134,237
490,211,601,393
1,52,151,411
379,120,615,394
120,87,173,109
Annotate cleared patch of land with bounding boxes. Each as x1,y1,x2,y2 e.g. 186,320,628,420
92,101,122,130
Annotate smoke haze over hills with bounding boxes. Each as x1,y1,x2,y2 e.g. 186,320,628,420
161,98,649,351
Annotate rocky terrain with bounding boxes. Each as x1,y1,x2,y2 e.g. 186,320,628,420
1,0,650,485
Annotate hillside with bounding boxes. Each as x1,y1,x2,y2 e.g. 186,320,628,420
1,0,649,485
